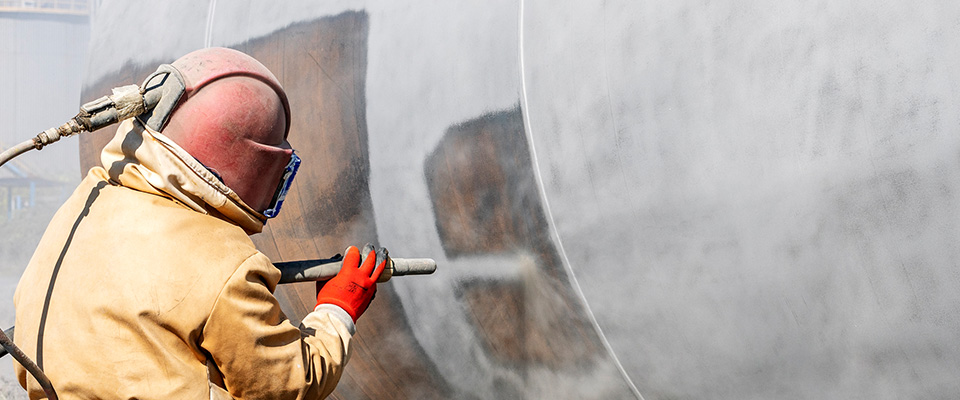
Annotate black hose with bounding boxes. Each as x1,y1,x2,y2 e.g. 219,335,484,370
0,139,59,397
0,135,72,399
0,326,12,357
0,327,58,399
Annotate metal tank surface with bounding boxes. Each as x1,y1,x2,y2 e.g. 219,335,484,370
78,1,960,399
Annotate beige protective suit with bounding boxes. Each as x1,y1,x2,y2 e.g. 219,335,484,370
13,120,355,399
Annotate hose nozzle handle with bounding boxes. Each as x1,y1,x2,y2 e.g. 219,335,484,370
275,256,437,284
378,258,437,282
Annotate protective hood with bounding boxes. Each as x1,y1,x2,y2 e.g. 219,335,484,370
97,119,267,234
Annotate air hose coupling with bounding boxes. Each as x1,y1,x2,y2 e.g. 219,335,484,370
76,84,146,133
32,84,146,151
33,118,83,150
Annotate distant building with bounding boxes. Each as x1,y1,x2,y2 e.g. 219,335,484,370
0,0,89,16
0,0,89,218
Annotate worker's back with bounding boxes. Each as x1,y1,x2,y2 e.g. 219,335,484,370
13,165,260,399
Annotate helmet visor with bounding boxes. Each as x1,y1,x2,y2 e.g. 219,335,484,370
262,151,300,218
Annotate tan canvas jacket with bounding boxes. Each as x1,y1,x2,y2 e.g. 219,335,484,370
12,120,354,399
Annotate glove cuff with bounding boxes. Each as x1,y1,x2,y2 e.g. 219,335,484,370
316,296,359,322
312,304,357,335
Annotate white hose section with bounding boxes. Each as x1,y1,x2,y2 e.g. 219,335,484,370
0,140,36,169
110,85,146,121
518,1,644,398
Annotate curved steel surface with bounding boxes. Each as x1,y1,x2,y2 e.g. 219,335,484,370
78,1,960,399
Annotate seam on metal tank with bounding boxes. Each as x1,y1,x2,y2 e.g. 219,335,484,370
517,1,644,398
205,0,218,48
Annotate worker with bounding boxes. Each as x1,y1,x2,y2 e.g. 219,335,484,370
11,47,381,399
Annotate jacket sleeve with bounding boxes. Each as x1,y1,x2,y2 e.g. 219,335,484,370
200,252,355,400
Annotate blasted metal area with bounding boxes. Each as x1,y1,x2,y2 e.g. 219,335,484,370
65,0,960,399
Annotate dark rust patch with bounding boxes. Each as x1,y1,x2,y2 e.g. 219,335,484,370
425,106,605,368
425,107,547,258
460,280,526,363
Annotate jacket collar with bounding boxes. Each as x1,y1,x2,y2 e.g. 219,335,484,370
98,119,266,234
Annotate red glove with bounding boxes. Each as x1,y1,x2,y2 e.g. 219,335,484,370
316,244,386,322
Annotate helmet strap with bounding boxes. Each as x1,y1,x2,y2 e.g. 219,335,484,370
137,64,186,132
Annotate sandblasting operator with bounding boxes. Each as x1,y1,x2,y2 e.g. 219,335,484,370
12,47,381,399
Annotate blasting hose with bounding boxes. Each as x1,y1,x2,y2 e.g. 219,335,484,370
0,84,149,169
0,327,57,399
0,84,156,399
0,84,152,400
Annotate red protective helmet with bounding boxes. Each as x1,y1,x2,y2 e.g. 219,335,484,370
159,47,295,215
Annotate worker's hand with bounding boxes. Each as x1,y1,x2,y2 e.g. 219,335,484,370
316,244,386,322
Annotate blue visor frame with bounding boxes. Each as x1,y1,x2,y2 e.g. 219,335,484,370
263,152,301,218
